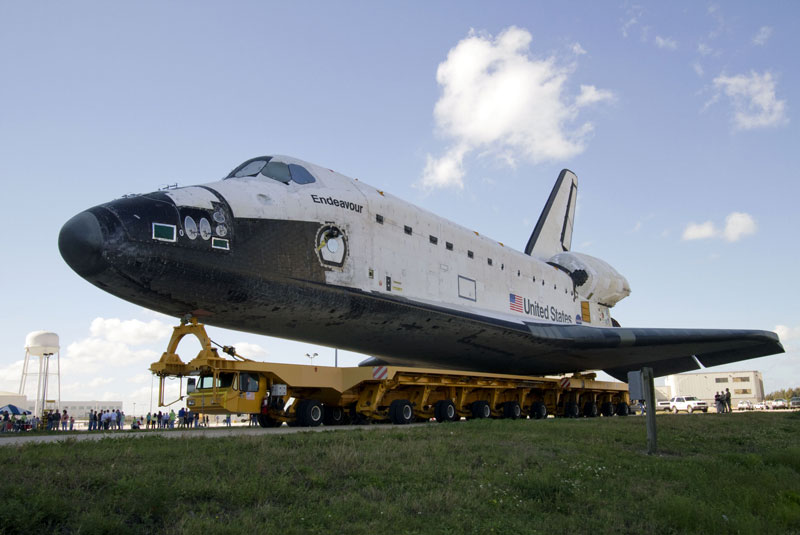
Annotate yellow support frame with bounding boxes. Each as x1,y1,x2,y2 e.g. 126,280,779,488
149,319,630,423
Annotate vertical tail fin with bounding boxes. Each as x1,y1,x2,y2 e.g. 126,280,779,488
524,169,578,259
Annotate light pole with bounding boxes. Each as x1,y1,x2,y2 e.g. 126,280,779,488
133,402,136,417
305,352,318,364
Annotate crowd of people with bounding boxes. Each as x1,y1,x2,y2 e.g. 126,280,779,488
2,407,233,432
87,409,126,430
142,408,215,429
714,388,732,413
1,411,38,432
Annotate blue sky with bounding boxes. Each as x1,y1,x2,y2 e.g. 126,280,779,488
1,2,797,414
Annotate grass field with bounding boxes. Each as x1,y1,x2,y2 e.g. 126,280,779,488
1,412,798,535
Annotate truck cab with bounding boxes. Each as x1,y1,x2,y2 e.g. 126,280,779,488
186,371,265,414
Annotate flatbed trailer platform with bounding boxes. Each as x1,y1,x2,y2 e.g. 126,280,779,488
150,319,631,427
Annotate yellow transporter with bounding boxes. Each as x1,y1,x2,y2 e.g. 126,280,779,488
150,319,631,427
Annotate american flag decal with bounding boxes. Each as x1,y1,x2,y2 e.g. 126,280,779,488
509,293,523,313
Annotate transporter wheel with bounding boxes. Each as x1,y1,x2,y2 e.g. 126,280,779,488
583,402,599,418
672,407,679,414
297,399,323,427
503,401,521,420
434,400,457,422
688,407,694,414
530,401,547,420
389,400,414,425
257,414,282,428
601,402,615,417
471,401,491,419
564,402,580,418
323,406,345,426
616,402,630,416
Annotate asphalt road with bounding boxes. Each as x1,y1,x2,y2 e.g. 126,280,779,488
0,422,427,447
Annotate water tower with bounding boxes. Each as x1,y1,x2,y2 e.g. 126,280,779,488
19,331,61,417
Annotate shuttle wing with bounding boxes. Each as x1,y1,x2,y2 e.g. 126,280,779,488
525,169,578,258
523,322,784,381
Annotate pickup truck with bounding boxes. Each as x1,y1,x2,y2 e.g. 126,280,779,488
770,399,787,409
669,396,709,414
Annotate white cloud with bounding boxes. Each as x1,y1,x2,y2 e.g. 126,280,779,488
421,27,613,190
621,5,644,38
681,212,757,242
655,36,678,50
692,62,704,77
775,325,800,343
65,337,160,367
682,221,717,241
722,212,757,242
575,85,614,107
697,43,713,56
422,146,468,190
752,26,773,46
89,317,172,346
712,71,788,130
231,341,269,360
571,42,586,55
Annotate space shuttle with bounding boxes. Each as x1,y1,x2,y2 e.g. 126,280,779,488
58,155,783,380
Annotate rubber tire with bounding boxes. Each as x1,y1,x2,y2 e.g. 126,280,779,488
530,401,547,420
564,401,580,418
672,407,679,414
503,401,521,419
290,400,307,426
434,400,457,422
583,401,599,418
471,401,491,419
297,399,323,427
257,414,282,428
323,406,344,426
389,400,414,425
616,402,630,416
601,402,615,417
688,407,694,414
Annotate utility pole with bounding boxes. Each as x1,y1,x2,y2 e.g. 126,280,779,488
628,367,658,454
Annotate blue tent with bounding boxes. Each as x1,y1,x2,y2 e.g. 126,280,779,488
0,404,31,416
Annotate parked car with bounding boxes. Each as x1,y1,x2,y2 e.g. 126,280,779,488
790,397,800,409
656,400,672,412
737,400,753,411
669,396,708,414
753,401,768,410
629,401,645,415
770,399,788,409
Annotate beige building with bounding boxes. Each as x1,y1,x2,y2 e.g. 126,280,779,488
664,371,764,405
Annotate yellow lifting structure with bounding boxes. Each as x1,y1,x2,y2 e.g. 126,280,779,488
149,319,631,427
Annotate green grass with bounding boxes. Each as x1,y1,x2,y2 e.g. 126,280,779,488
1,413,799,535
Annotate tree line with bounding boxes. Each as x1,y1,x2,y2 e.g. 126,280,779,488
765,387,800,400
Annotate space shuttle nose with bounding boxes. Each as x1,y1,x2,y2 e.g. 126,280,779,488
58,211,107,277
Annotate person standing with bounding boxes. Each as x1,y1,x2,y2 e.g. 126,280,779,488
725,388,732,413
714,392,722,413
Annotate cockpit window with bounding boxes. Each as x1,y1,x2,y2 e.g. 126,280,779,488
261,161,291,183
226,156,317,185
288,164,316,184
228,157,271,178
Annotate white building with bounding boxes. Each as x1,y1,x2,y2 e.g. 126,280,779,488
0,392,122,417
664,371,764,405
